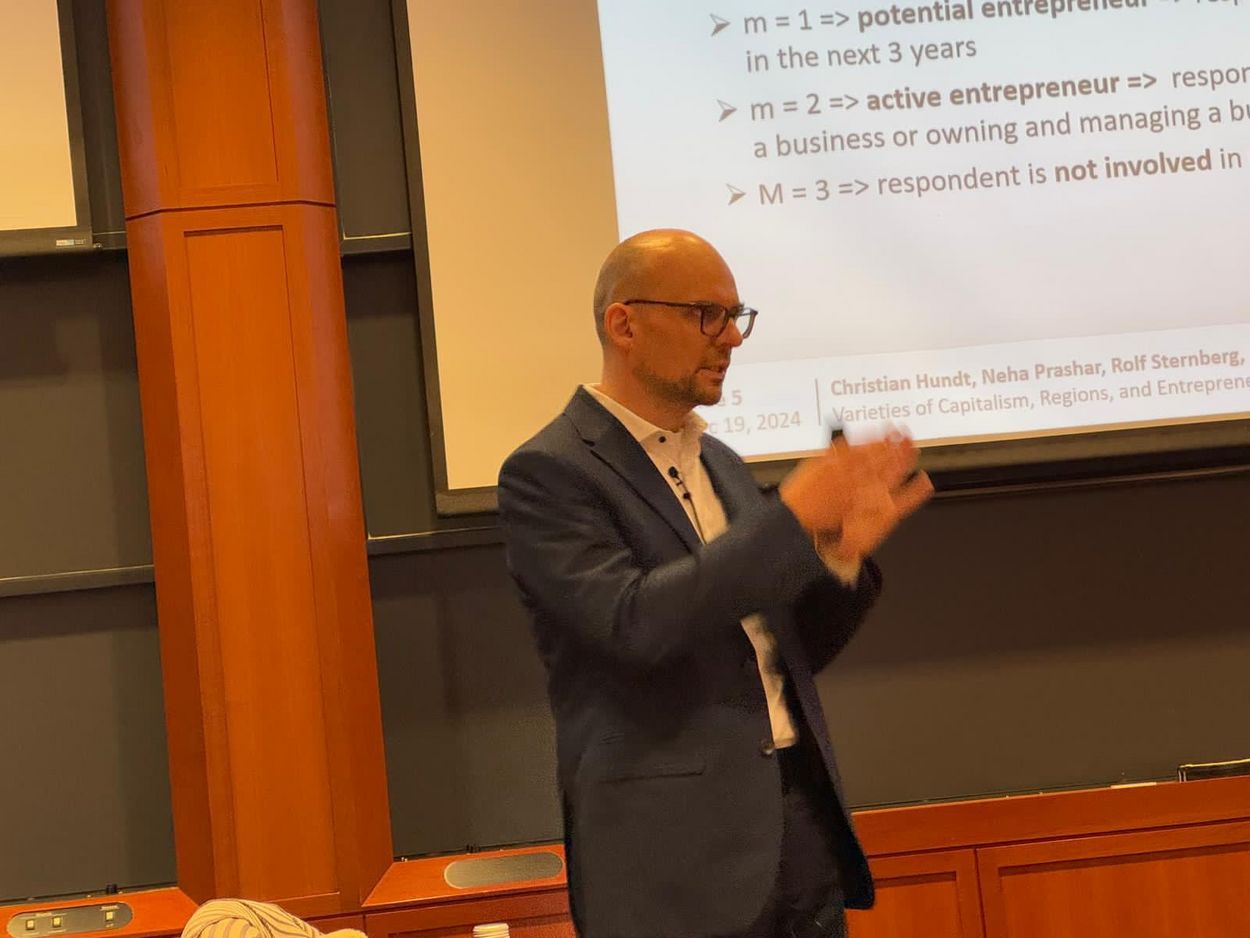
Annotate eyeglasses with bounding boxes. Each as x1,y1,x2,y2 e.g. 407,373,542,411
621,299,757,339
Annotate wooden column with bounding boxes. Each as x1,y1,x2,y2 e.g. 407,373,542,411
107,0,391,914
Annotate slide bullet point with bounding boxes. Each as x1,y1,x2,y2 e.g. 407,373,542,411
726,184,745,205
717,100,737,121
710,14,730,36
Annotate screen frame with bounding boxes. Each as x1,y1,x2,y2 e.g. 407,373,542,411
390,1,1250,517
0,0,94,258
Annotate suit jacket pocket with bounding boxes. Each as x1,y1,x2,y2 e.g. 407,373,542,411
583,740,706,783
597,758,706,782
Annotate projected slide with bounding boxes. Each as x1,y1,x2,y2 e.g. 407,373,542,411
0,0,85,250
597,2,1250,454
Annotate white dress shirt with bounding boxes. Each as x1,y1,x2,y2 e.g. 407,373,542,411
584,384,861,749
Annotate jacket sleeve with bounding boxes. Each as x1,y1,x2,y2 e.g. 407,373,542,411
497,446,835,671
792,558,883,674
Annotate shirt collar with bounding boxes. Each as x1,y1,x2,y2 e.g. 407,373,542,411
582,384,707,447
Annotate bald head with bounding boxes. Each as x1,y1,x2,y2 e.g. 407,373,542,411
590,229,743,426
592,229,732,345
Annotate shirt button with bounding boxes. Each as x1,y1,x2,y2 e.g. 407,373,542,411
759,738,776,757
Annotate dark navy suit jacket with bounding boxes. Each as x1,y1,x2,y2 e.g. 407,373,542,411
498,388,881,938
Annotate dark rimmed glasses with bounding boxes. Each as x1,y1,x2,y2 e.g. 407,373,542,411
622,299,758,339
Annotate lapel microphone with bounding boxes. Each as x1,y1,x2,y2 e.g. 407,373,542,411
667,466,707,543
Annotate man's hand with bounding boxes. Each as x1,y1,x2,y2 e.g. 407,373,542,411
780,432,933,558
827,465,933,562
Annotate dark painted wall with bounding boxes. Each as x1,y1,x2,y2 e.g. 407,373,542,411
0,251,149,580
0,0,172,904
0,586,172,900
824,472,1250,808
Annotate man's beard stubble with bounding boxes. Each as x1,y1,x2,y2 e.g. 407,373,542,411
636,362,723,410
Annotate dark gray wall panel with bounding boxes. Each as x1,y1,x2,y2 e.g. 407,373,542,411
371,547,560,858
343,253,431,536
0,585,173,901
73,0,126,245
0,251,149,581
824,472,1250,808
319,0,412,248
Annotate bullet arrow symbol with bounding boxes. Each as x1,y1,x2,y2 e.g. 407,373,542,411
726,184,745,205
717,99,737,121
710,13,730,36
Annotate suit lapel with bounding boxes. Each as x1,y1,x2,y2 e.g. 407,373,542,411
564,389,702,552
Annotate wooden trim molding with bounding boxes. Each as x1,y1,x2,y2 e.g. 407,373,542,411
853,776,1250,856
364,892,569,938
365,848,567,911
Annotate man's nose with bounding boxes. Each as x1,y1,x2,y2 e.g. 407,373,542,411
717,319,744,348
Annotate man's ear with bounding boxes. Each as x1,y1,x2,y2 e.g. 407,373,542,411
603,302,634,349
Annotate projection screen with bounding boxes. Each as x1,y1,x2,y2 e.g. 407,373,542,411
0,0,92,256
396,0,1250,510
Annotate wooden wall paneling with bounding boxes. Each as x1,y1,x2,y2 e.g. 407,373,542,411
286,204,393,903
365,848,566,910
124,207,219,906
854,777,1250,857
108,0,334,216
310,914,368,934
364,892,570,938
359,783,1250,930
107,0,389,913
372,919,571,938
403,921,571,938
123,201,389,912
176,208,337,906
849,850,985,938
977,820,1250,938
